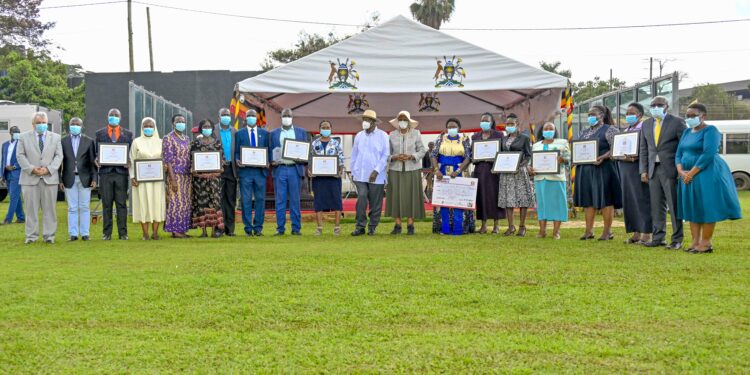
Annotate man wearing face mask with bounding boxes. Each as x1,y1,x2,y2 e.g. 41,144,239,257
60,117,97,241
214,108,238,237
94,108,134,240
1,126,25,225
269,108,308,236
235,109,270,236
639,96,687,250
16,112,63,244
350,109,390,236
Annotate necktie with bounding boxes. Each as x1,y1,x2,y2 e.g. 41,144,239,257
654,118,662,146
111,129,117,142
251,129,256,147
38,134,44,152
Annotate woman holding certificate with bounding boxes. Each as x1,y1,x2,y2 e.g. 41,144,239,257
497,114,535,237
163,114,193,238
430,118,475,235
471,113,506,234
385,111,426,235
618,103,653,245
573,105,622,241
190,120,224,238
530,123,570,239
129,118,165,240
309,120,344,236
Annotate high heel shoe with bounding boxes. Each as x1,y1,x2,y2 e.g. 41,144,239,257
517,226,527,237
689,246,713,254
503,226,516,236
579,233,594,240
478,226,487,234
598,232,614,241
491,226,500,234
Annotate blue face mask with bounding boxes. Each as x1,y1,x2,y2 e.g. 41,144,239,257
69,125,82,135
650,106,665,118
201,128,213,137
480,121,491,131
506,126,517,134
587,116,599,126
447,128,458,137
686,117,701,128
12,133,20,141
320,129,331,137
542,130,555,140
175,122,186,132
36,123,48,134
246,117,257,126
220,116,231,126
625,115,638,125
108,116,120,126
143,128,155,137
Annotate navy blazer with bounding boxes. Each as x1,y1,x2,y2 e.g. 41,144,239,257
269,126,309,178
1,140,21,181
94,126,133,175
235,126,271,177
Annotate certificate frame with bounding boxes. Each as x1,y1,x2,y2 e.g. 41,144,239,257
134,159,165,182
192,151,222,173
98,142,128,166
310,156,339,177
491,152,522,174
612,132,640,159
571,140,599,165
239,146,269,167
531,151,561,175
282,139,310,162
472,139,501,162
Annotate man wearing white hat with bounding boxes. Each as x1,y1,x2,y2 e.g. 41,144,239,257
350,109,389,236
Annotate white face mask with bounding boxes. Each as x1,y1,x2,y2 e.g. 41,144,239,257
399,121,409,129
281,117,292,127
362,121,371,130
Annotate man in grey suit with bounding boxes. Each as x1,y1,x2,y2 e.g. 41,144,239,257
639,96,687,250
215,107,238,236
16,112,64,244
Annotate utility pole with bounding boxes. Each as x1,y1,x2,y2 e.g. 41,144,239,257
147,7,154,72
609,69,613,90
128,0,134,72
649,57,653,80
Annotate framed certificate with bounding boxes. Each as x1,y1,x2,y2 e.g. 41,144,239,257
282,139,310,162
192,151,222,172
531,151,561,175
310,156,339,177
240,147,268,167
612,132,639,159
472,140,500,162
572,140,599,164
492,152,522,174
134,159,164,182
98,143,128,166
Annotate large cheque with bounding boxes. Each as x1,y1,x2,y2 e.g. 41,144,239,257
431,176,478,210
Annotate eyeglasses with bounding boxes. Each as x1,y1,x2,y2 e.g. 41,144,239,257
650,103,666,108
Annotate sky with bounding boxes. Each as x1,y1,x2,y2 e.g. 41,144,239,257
39,0,750,89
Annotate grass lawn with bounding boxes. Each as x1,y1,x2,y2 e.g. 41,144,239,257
0,192,749,373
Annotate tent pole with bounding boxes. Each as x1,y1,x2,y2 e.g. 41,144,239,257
459,92,505,110
291,93,333,111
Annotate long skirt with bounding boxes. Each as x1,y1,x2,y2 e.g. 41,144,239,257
534,179,568,222
498,167,536,208
385,170,425,219
132,180,165,223
165,173,191,233
574,161,623,209
618,161,652,233
191,175,223,230
473,162,506,220
312,176,343,212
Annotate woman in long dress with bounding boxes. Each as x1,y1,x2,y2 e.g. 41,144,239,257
497,113,536,237
618,103,652,245
385,111,426,235
191,119,224,238
129,117,166,240
163,114,192,238
530,122,570,239
471,112,505,234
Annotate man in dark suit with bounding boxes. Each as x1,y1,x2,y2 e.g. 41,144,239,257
215,107,238,236
235,109,271,236
2,126,25,225
269,108,308,236
639,96,687,249
60,117,97,241
94,108,133,240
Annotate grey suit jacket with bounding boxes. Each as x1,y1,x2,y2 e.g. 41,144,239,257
16,130,64,186
214,124,238,178
639,114,687,179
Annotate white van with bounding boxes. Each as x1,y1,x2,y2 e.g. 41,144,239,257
711,120,750,190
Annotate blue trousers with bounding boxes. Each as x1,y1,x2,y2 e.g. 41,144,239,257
64,176,92,237
440,207,464,235
4,174,25,222
273,165,301,234
239,168,266,234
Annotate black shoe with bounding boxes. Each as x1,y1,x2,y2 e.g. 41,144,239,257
291,231,301,236
44,239,55,244
644,241,667,248
102,235,112,241
16,219,25,224
225,232,236,237
68,236,78,242
367,228,376,236
667,242,683,250
245,231,254,237
254,231,264,237
689,247,713,254
120,235,129,240
407,225,415,235
390,224,402,235
24,239,35,244
351,228,366,236
81,236,90,241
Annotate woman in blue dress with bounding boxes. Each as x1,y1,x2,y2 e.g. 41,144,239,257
676,103,741,253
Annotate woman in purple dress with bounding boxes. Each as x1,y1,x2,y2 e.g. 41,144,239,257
163,114,192,238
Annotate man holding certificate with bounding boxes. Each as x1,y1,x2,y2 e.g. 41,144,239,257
269,108,308,236
235,109,270,237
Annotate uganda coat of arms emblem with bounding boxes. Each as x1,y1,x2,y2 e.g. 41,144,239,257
328,58,360,90
434,55,466,88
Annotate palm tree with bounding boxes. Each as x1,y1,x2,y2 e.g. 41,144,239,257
409,0,455,30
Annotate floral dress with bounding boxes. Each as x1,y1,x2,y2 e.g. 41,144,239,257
190,137,224,230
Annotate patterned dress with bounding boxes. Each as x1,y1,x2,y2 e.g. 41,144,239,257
498,134,536,208
191,137,224,230
163,131,192,233
430,133,475,234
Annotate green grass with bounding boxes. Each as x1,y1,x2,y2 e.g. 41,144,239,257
0,193,749,373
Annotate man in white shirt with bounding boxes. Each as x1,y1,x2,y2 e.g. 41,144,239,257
350,109,389,236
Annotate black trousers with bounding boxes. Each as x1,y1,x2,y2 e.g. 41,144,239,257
220,164,237,235
99,173,128,237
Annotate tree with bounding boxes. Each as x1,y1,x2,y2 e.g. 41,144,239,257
410,0,455,30
0,0,54,52
573,76,627,103
539,61,572,79
685,83,750,120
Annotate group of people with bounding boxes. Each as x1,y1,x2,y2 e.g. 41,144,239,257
1,96,741,253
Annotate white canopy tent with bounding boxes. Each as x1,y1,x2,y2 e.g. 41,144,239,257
236,15,568,134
